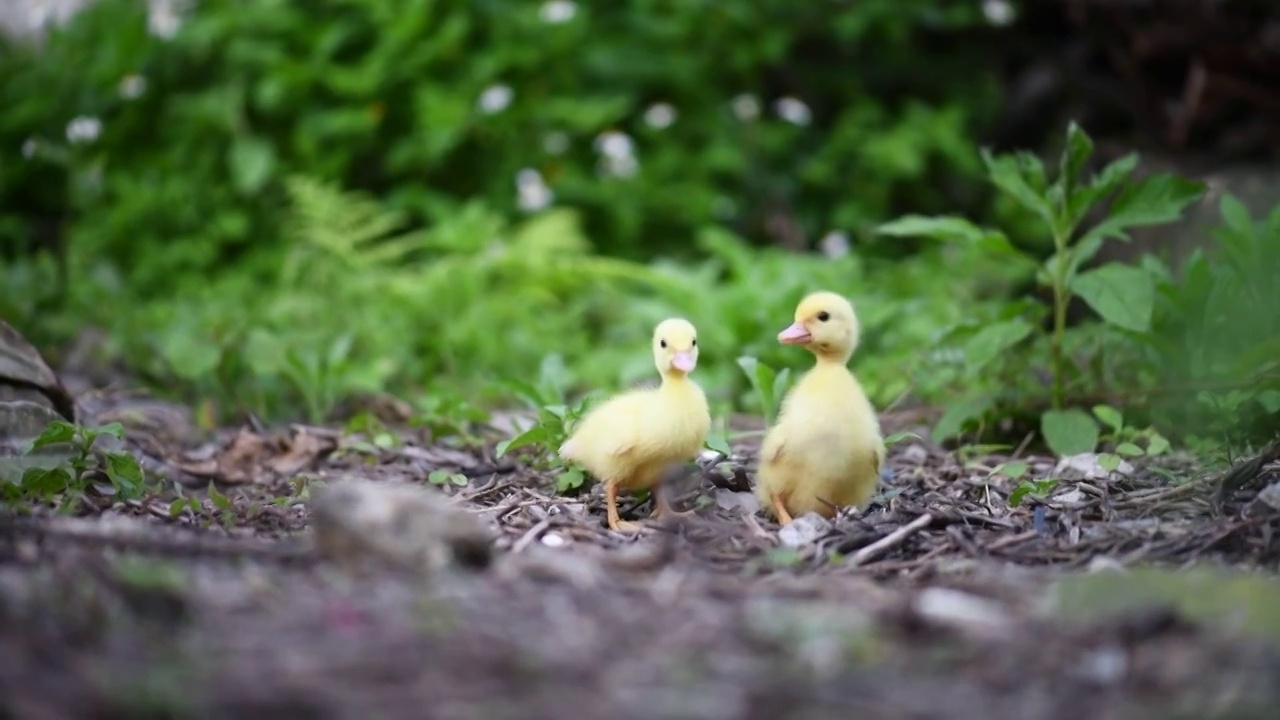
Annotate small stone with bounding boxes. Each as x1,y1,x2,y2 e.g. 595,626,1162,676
715,488,759,515
901,444,929,465
1256,482,1280,511
777,512,832,547
1087,556,1127,574
540,532,567,548
1053,488,1086,506
1054,453,1134,481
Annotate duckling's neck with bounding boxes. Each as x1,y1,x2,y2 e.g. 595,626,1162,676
659,371,695,389
812,350,852,368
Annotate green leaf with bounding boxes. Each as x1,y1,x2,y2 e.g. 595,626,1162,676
931,394,995,443
496,424,552,457
1057,121,1094,196
981,149,1054,222
207,483,233,511
964,319,1035,372
29,421,77,451
555,467,585,493
876,215,1024,259
1097,453,1122,471
228,136,277,195
1064,152,1138,232
427,469,452,485
884,431,921,446
704,431,732,457
1146,433,1171,456
1069,262,1156,332
1078,173,1206,246
21,466,71,494
993,460,1029,480
1219,193,1253,235
105,452,145,496
1092,405,1123,433
1115,442,1145,457
1041,408,1099,456
1257,390,1280,414
1009,478,1057,508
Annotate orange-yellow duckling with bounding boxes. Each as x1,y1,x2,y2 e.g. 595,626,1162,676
755,291,886,525
558,318,711,532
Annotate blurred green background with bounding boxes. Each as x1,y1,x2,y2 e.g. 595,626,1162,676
2,0,1277,454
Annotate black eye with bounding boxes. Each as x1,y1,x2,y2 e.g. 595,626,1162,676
817,311,831,322
691,338,697,347
660,339,667,348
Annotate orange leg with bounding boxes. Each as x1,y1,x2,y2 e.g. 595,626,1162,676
770,492,794,525
606,482,644,533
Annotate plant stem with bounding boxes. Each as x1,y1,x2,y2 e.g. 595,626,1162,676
1050,233,1070,410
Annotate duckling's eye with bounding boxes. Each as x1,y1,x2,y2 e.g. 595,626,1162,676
660,339,668,348
817,311,831,322
691,338,697,347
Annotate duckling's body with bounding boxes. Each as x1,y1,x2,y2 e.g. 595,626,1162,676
755,292,886,524
559,318,710,532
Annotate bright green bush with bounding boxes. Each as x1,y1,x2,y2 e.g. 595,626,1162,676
2,0,1001,303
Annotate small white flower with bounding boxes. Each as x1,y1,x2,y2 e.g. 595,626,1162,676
65,116,102,144
542,132,570,155
730,94,760,121
594,130,633,160
643,102,677,130
477,84,514,114
148,0,183,40
539,0,577,24
119,74,147,100
774,97,812,126
982,0,1015,26
819,230,850,259
21,138,38,159
515,168,553,211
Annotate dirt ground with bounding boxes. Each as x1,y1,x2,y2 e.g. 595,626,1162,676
3,388,1280,720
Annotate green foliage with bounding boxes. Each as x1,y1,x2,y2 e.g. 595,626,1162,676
736,356,792,425
878,123,1206,455
2,0,999,311
1140,194,1280,449
5,420,149,512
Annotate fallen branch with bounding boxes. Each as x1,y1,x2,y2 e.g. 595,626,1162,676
849,513,934,567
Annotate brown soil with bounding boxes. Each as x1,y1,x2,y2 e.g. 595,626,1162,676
2,389,1280,720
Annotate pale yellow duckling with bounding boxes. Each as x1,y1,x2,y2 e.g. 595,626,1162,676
558,318,711,532
755,291,886,524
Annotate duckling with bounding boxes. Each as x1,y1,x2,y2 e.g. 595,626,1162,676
558,318,711,532
755,291,886,525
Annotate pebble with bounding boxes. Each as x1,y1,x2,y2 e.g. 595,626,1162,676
777,513,831,547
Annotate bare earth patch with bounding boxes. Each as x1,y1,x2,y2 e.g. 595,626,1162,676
2,389,1280,720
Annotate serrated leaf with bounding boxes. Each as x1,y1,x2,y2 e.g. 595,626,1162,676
1064,152,1139,231
964,319,1035,372
1079,173,1205,246
1041,408,1099,456
1069,262,1155,332
1092,405,1123,433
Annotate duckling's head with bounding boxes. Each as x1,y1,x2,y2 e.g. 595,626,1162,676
652,318,699,376
777,291,860,361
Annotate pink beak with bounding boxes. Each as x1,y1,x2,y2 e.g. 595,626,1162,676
671,350,696,373
777,322,812,344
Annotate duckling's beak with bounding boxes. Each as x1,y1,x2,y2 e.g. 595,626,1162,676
671,350,696,372
778,322,812,344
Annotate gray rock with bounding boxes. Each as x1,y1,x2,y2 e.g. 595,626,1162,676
777,512,832,547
